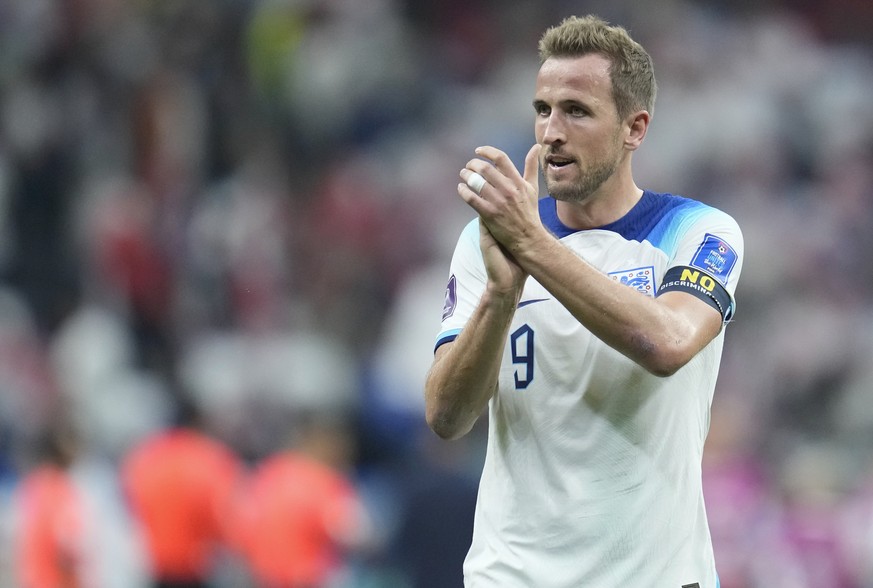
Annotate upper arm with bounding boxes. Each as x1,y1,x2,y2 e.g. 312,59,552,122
621,288,724,378
653,204,743,345
657,289,724,350
649,211,743,373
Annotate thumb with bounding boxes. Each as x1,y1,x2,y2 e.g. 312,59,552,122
523,143,542,189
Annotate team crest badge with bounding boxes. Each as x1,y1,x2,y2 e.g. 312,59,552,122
608,265,655,297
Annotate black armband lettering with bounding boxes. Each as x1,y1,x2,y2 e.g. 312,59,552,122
657,266,733,321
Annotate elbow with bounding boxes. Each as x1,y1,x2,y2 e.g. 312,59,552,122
633,336,694,378
426,417,457,440
643,357,685,378
425,404,472,441
424,368,477,440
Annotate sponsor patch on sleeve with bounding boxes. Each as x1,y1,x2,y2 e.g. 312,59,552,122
690,233,738,285
442,274,457,321
657,265,733,320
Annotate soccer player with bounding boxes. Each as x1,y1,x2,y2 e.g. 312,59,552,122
425,15,743,588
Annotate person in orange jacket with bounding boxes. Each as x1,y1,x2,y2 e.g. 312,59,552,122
234,412,374,588
15,422,90,588
121,398,244,588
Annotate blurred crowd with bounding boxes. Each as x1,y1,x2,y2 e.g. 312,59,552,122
1,0,873,586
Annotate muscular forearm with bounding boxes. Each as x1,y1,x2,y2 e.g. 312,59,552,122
512,229,718,376
425,287,520,440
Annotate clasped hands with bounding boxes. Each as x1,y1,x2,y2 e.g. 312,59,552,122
457,144,543,294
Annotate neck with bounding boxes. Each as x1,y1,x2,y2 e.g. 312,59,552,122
554,173,643,230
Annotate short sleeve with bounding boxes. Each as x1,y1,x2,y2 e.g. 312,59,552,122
435,219,486,351
658,209,744,321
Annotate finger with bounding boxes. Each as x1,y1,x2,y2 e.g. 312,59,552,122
474,146,517,179
460,169,487,195
523,144,542,188
473,146,535,199
457,183,489,213
466,171,487,195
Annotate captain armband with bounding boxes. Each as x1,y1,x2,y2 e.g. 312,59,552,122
656,266,733,321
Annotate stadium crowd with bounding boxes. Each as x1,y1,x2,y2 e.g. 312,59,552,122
1,0,873,586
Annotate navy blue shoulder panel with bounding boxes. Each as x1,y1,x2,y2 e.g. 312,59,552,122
538,191,705,245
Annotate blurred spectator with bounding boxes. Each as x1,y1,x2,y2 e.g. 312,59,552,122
50,303,174,461
12,417,148,588
234,411,374,588
178,328,359,461
0,287,59,471
120,399,244,588
14,421,88,588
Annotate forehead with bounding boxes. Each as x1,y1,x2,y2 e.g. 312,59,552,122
535,54,614,103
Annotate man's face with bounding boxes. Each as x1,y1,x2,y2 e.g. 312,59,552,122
533,54,626,203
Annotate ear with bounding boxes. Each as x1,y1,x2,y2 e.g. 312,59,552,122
624,110,651,151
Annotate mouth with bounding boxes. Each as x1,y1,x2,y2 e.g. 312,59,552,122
544,153,576,172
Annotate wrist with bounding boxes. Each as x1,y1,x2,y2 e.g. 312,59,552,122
507,226,553,268
483,282,524,309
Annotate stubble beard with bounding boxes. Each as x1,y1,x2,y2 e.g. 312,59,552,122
544,129,626,203
545,157,620,203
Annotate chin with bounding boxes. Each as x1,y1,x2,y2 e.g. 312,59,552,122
546,178,573,197
548,184,594,204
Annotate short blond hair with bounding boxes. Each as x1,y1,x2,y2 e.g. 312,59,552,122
538,15,657,119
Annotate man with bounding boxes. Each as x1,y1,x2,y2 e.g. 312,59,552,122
233,412,373,588
15,423,90,588
121,400,243,588
15,419,149,588
425,15,743,587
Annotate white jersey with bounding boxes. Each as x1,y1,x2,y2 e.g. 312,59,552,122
436,191,743,588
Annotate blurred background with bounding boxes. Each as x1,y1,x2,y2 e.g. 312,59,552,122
1,0,873,586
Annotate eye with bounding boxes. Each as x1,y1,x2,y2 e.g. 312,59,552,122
534,102,550,116
569,105,587,117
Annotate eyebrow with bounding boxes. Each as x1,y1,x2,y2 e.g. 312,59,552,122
532,98,590,110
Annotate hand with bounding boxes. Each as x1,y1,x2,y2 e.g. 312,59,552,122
477,217,526,297
458,144,542,256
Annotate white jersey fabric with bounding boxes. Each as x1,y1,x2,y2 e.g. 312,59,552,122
436,191,743,588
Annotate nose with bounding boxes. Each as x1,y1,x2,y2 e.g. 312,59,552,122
539,112,566,146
